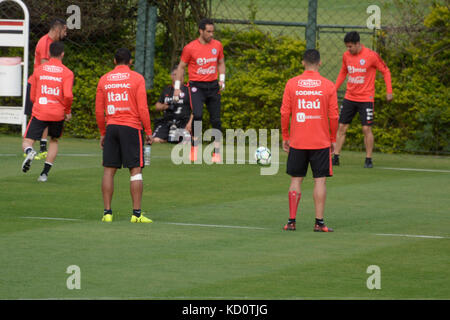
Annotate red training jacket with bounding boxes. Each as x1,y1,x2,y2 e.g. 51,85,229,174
29,58,73,121
95,65,152,136
281,70,339,149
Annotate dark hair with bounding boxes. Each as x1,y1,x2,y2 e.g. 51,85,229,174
198,18,214,30
303,49,320,65
114,48,132,65
50,18,66,30
344,31,360,44
49,41,64,57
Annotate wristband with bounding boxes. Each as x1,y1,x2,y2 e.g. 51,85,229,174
219,74,225,82
174,80,181,90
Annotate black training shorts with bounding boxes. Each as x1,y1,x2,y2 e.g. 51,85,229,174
339,98,374,126
103,124,144,168
189,80,222,141
24,116,64,140
286,147,332,178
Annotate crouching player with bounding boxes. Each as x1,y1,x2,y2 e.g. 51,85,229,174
95,48,153,223
280,49,339,232
21,41,73,182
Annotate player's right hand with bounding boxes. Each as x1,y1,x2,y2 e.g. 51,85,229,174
100,136,105,149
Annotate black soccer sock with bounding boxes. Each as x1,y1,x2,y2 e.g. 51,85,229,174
315,218,324,226
104,209,112,215
133,209,141,217
40,139,47,152
365,157,372,161
40,162,52,176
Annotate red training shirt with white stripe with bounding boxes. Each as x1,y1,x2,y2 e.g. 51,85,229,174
29,58,74,121
180,39,224,82
281,70,339,149
95,65,152,136
335,45,392,102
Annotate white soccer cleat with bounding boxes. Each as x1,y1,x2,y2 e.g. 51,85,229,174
22,150,37,173
37,174,48,182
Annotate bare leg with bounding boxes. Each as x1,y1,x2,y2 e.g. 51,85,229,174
289,176,303,193
102,167,117,210
334,123,349,155
313,177,327,220
362,125,373,158
129,167,143,210
42,127,48,141
152,137,166,143
22,138,35,151
45,138,58,164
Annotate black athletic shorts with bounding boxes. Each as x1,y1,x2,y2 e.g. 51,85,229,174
24,116,64,140
286,147,332,178
339,98,374,126
103,124,144,168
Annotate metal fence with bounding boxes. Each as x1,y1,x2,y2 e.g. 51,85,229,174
0,0,396,85
209,0,395,88
0,0,401,130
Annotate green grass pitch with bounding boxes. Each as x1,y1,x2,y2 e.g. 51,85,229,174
0,134,449,299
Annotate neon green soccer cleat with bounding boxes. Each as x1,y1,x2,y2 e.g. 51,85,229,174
102,214,113,222
130,214,153,223
35,151,48,160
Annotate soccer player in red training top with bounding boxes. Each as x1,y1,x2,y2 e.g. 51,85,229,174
25,18,68,159
96,48,153,223
22,41,73,182
173,18,226,163
280,49,339,232
333,31,393,168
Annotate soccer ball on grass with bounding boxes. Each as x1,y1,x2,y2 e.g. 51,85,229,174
254,146,271,165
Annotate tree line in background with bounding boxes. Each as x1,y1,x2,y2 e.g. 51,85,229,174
0,0,448,154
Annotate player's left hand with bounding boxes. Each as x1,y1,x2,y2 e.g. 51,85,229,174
282,140,290,153
386,93,393,102
219,81,225,91
65,113,72,121
145,135,154,145
100,136,105,149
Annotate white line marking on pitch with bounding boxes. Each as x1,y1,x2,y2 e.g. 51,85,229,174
162,222,267,230
375,233,447,239
17,217,266,230
19,216,82,221
16,218,447,238
378,167,450,173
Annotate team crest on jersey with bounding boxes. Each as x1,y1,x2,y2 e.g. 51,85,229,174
298,79,321,88
212,48,217,55
43,65,63,73
191,87,197,93
360,59,366,66
107,72,130,81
